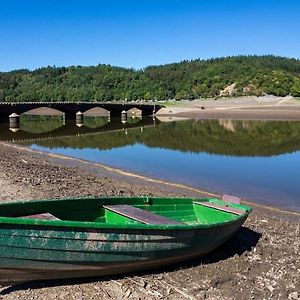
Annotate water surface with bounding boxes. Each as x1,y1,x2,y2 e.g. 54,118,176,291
2,116,300,211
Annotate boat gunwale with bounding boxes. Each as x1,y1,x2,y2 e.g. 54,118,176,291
0,196,252,231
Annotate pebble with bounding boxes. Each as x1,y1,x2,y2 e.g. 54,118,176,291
288,292,299,300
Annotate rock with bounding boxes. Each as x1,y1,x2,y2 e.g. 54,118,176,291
288,291,299,300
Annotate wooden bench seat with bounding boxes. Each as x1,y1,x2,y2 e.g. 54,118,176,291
194,202,245,216
222,194,241,204
103,205,181,225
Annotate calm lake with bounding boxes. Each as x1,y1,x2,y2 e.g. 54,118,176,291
2,115,300,211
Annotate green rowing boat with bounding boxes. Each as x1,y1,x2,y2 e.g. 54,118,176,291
0,196,252,285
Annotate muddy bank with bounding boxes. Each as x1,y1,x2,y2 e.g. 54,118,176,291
0,143,299,300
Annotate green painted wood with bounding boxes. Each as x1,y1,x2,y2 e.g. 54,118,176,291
194,201,246,215
0,196,252,284
104,205,182,225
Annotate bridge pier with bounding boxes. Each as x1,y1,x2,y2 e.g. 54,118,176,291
76,111,84,127
9,113,20,132
62,113,66,125
121,110,127,124
153,116,156,126
0,102,162,124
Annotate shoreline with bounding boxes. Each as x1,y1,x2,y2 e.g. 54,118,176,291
2,96,300,122
4,142,300,220
156,104,300,121
0,141,299,299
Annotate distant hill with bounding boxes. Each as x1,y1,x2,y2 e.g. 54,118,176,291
1,55,300,102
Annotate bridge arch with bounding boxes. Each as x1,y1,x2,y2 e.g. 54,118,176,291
127,107,142,118
0,102,162,123
83,107,110,117
22,107,65,116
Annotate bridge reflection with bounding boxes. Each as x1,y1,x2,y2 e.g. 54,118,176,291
16,119,300,158
4,118,300,158
0,116,157,143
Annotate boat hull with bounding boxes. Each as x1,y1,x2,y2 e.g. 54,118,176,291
0,216,246,285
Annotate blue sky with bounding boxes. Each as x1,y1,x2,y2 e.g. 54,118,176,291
0,0,299,71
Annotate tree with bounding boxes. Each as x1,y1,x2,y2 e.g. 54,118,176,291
291,80,300,97
0,55,300,102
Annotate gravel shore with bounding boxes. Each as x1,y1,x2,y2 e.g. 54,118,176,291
0,142,299,300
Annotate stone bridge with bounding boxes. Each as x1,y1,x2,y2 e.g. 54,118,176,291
0,102,162,122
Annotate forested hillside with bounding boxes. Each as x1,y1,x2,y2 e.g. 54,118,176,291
1,55,300,102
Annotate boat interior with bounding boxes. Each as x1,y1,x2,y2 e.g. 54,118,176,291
0,197,250,226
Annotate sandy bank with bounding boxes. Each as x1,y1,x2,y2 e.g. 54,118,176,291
156,96,300,121
156,105,300,121
0,143,299,300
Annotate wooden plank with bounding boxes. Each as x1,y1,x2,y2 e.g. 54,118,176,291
18,213,61,221
194,202,245,216
103,205,181,225
222,194,241,204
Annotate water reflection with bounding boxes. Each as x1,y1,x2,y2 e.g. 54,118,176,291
83,116,110,129
11,118,300,157
20,115,64,134
0,116,154,143
2,117,300,210
126,117,142,125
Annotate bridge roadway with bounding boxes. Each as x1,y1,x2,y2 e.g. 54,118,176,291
0,102,161,122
